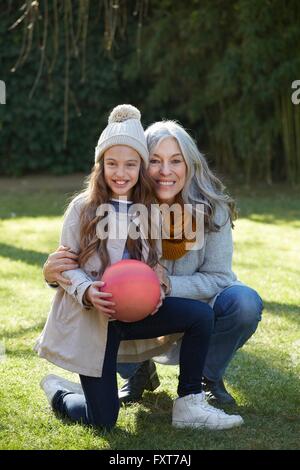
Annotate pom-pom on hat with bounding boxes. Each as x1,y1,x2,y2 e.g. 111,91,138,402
95,104,149,166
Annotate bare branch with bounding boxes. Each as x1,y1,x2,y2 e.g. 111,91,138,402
29,0,48,99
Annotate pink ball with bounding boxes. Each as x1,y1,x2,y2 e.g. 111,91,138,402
100,259,161,322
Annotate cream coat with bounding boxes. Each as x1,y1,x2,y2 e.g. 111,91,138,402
34,195,181,377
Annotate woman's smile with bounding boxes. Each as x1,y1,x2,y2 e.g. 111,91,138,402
148,137,187,205
155,180,176,186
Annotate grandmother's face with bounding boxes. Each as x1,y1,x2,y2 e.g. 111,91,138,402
148,137,187,205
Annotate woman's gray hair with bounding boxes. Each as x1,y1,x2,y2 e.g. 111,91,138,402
145,120,236,229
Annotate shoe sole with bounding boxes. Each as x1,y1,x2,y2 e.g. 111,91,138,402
119,396,142,405
40,374,83,395
172,418,244,430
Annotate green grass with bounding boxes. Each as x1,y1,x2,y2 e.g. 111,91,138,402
0,175,299,450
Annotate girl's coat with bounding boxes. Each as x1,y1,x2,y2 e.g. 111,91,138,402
34,196,181,377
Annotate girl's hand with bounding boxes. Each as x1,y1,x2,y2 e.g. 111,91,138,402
85,281,116,319
150,286,165,316
43,245,79,285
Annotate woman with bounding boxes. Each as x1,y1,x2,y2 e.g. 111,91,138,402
36,105,243,431
43,119,263,407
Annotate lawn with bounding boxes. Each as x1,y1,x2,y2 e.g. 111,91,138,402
0,175,299,450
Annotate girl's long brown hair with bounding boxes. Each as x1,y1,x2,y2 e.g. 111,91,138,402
73,159,159,275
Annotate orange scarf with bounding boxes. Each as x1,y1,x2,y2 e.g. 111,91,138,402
162,211,197,260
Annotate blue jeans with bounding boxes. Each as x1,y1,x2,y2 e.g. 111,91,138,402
117,285,263,382
204,285,263,381
52,297,213,430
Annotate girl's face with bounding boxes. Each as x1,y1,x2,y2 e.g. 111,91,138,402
103,145,141,199
148,137,187,205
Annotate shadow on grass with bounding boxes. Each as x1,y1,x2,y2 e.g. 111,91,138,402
30,350,300,450
0,187,69,219
0,177,82,219
123,352,300,449
3,321,45,358
95,391,174,449
267,300,300,313
45,390,173,448
129,344,299,448
236,192,300,226
225,349,300,416
0,242,48,267
51,407,136,444
238,213,300,228
5,348,37,358
2,320,46,356
263,301,300,319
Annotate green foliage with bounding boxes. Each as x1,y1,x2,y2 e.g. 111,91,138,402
0,1,300,182
133,0,300,183
0,3,141,176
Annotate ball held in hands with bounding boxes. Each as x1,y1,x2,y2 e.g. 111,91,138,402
100,259,161,322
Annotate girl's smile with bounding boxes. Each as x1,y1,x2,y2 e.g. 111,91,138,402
104,145,141,199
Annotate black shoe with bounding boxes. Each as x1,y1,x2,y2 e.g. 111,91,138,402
202,377,236,405
119,360,160,405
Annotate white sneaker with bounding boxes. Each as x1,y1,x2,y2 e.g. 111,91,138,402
40,374,83,405
172,392,244,430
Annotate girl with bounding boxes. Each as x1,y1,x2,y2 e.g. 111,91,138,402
36,105,243,431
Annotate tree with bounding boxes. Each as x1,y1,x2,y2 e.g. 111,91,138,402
1,0,299,183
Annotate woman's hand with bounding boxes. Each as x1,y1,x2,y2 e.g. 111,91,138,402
150,286,165,316
85,281,116,319
43,245,79,285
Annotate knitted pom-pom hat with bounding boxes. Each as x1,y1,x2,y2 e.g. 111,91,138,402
95,104,149,166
